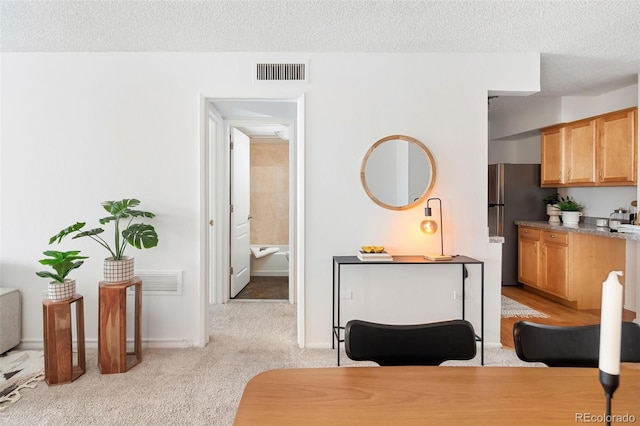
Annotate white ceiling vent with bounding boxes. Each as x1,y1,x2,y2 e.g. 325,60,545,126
254,62,308,84
128,270,183,296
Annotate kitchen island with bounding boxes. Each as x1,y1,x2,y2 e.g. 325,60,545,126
515,221,628,309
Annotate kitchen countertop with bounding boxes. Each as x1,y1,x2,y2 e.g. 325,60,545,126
515,221,640,242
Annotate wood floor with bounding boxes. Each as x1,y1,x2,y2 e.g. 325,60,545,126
234,276,288,300
501,285,637,349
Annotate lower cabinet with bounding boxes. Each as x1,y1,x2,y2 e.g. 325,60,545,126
517,226,625,309
540,230,569,299
518,227,540,287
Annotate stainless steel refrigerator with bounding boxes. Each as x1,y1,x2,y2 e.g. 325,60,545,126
488,164,557,286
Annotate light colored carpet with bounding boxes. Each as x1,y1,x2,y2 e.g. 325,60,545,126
0,302,538,425
501,295,550,318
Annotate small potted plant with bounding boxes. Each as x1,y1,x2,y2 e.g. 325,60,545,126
543,193,561,206
557,196,585,226
50,198,158,283
543,193,562,224
36,250,88,300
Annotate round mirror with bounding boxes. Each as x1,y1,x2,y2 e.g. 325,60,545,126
361,135,436,210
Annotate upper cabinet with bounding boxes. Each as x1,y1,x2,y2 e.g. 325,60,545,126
540,125,565,185
565,118,598,185
599,108,638,185
540,107,637,187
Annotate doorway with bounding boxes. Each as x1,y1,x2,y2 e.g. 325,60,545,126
205,97,306,346
232,127,291,300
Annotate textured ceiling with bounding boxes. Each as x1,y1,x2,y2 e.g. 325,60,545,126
2,1,639,99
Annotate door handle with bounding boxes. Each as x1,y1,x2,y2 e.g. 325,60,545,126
248,214,253,220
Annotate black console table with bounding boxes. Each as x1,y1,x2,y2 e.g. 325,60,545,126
332,255,484,366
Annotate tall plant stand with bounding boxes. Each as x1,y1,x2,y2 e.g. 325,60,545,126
42,294,86,385
98,277,142,374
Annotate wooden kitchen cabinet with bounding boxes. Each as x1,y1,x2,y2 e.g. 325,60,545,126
598,108,637,185
539,230,569,299
517,227,540,287
540,107,637,187
540,125,565,186
517,226,625,309
564,118,597,185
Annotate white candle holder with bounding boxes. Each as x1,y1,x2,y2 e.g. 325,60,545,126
598,270,623,426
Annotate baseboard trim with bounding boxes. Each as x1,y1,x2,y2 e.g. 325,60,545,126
16,338,196,350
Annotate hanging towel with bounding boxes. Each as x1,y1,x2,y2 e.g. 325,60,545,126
250,246,280,259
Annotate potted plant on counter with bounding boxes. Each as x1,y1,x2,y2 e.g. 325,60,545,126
543,193,562,224
50,198,158,283
36,250,88,300
557,196,585,226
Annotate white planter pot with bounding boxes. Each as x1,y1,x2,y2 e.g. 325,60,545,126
546,204,561,224
103,256,135,283
48,279,76,301
561,211,582,226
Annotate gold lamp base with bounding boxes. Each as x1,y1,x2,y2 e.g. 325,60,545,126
424,253,452,261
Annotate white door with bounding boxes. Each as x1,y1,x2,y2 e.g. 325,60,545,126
230,128,251,297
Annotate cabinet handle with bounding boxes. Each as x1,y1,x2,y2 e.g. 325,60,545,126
550,234,555,238
558,172,561,180
599,170,603,180
567,169,571,180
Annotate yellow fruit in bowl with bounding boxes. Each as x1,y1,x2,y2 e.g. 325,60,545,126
373,246,385,253
361,246,373,253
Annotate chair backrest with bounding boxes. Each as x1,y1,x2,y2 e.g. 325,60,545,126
513,321,640,367
344,319,477,366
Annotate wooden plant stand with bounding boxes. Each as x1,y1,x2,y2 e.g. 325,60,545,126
42,294,86,385
98,277,142,374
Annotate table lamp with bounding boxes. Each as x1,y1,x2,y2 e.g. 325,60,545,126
598,270,623,426
420,198,451,261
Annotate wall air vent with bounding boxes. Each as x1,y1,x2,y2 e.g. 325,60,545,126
128,270,183,296
255,62,308,83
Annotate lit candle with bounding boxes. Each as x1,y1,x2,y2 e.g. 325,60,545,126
599,271,624,375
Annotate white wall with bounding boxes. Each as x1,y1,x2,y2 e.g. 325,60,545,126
489,97,562,141
1,52,539,348
563,187,637,219
560,85,638,122
489,84,638,141
488,133,541,165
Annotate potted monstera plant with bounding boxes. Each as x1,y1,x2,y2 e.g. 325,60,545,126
50,198,158,283
36,250,88,300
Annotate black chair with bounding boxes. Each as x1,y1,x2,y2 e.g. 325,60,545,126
513,321,640,367
344,319,477,366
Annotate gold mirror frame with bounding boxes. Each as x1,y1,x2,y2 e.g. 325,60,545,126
361,135,437,210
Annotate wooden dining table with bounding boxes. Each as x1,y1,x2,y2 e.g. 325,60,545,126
233,365,640,425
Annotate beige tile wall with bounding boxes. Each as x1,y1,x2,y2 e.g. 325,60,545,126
250,140,289,245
